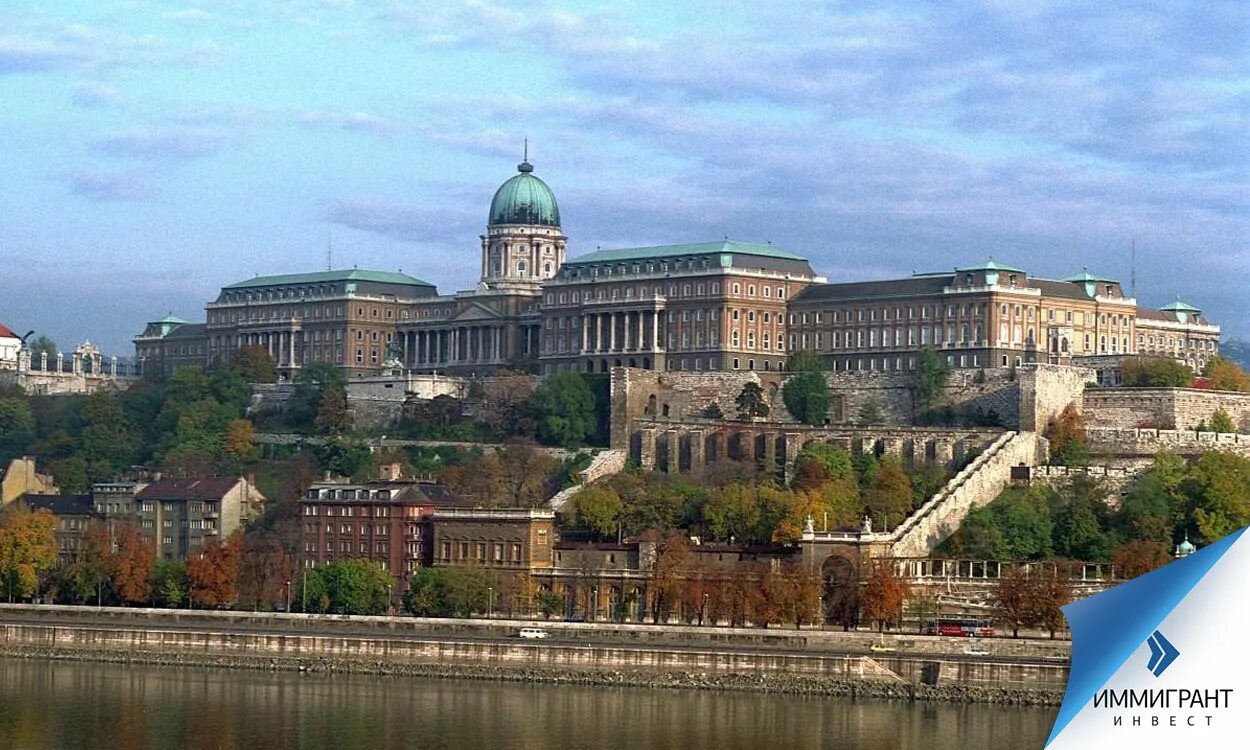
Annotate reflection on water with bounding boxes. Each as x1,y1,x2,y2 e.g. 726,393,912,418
0,658,1055,749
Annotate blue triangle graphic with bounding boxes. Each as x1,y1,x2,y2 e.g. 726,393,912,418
1046,526,1246,746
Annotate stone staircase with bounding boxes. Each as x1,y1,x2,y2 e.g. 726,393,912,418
548,449,628,511
889,431,1040,557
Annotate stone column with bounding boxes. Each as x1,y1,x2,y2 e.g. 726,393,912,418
783,432,803,480
933,438,955,468
738,431,755,463
666,430,681,474
763,433,778,474
110,356,118,376
689,429,705,476
639,428,658,470
881,436,904,458
72,351,82,374
609,313,618,352
623,312,632,351
288,332,296,368
581,316,589,353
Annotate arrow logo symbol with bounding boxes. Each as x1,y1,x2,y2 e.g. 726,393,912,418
1145,630,1180,677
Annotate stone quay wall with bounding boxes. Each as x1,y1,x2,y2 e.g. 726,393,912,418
0,606,1068,702
1083,387,1250,432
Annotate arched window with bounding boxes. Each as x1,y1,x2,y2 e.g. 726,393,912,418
517,261,527,276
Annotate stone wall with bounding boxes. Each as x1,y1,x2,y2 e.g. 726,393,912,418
548,449,628,511
1086,427,1250,461
1027,465,1138,507
1017,364,1094,433
1084,387,1250,432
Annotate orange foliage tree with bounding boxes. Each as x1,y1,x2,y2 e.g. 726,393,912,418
110,523,155,605
0,505,58,601
860,557,910,632
187,534,243,608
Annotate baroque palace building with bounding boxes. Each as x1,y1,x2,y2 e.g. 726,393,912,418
135,158,1219,379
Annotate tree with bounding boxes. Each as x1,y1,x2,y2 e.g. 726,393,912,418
459,443,557,508
151,560,188,607
856,399,883,426
915,347,951,413
187,534,242,608
27,335,57,364
1208,408,1235,434
1187,450,1250,543
288,363,347,431
0,505,58,601
1045,403,1088,466
229,345,277,383
782,371,830,426
572,484,623,539
311,559,392,615
860,558,910,632
1027,566,1072,638
479,370,536,435
784,349,824,373
314,387,352,435
223,419,258,461
403,567,456,617
734,382,769,421
994,565,1033,638
0,396,35,463
865,457,913,530
1111,539,1171,580
649,532,692,622
1050,475,1112,561
1202,356,1250,392
1120,356,1194,387
529,373,597,448
111,523,156,605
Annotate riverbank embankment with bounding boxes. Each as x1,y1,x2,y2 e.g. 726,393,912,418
0,605,1067,705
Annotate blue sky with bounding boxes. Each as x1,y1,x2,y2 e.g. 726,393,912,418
1,0,1246,353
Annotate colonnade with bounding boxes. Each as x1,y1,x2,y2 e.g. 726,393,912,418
236,331,297,367
634,425,982,477
577,309,663,353
397,324,540,368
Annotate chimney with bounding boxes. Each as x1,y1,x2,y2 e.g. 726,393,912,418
379,462,403,481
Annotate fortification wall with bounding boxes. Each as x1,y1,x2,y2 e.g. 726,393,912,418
1086,427,1250,460
1027,466,1138,506
1083,388,1250,432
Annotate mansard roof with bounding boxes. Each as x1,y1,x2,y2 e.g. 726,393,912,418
222,269,434,290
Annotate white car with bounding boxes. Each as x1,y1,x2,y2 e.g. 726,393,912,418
964,645,990,657
518,628,550,639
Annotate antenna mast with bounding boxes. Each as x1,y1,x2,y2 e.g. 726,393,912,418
327,235,333,271
1130,238,1136,296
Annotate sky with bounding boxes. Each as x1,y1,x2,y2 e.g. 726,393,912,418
1,0,1246,354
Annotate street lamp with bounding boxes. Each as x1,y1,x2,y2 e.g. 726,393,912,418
487,586,494,618
301,567,308,613
591,587,598,622
285,580,292,613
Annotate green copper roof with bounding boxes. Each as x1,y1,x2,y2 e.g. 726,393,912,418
489,161,561,227
223,269,434,289
155,313,188,324
1161,299,1200,313
566,240,805,264
956,258,1025,274
1063,268,1117,283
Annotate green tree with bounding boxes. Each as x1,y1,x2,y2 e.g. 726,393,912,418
782,371,830,426
1050,476,1112,561
915,347,951,413
1120,356,1193,387
793,443,856,483
151,560,189,608
229,345,277,384
1186,451,1250,543
316,439,373,479
529,373,597,448
288,363,348,431
734,382,769,420
308,559,392,615
1202,356,1250,392
403,567,455,617
1208,408,1235,434
1045,403,1088,466
572,484,623,539
0,396,35,463
784,349,825,373
27,335,57,364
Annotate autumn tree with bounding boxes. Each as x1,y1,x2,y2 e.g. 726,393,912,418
649,532,692,622
314,387,352,435
187,534,242,608
735,382,769,420
223,419,258,461
0,505,58,602
994,565,1033,638
229,345,277,384
288,363,348,431
1028,565,1072,638
1111,539,1171,580
865,457,914,530
479,370,536,435
461,443,556,508
859,557,910,632
1202,356,1250,393
1045,403,1088,466
571,484,623,539
111,523,156,605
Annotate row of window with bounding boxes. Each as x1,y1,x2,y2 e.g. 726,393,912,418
439,541,525,564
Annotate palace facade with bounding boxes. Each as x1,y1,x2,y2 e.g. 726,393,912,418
134,159,1219,379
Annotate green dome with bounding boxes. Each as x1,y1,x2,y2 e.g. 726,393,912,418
489,161,561,227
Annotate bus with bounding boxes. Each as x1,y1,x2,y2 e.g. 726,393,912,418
922,618,994,637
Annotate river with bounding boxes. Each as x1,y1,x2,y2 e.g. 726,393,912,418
0,658,1056,749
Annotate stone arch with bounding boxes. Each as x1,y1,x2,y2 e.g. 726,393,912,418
586,360,595,373
600,359,609,373
704,432,720,464
822,554,859,629
614,358,623,368
628,358,637,367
